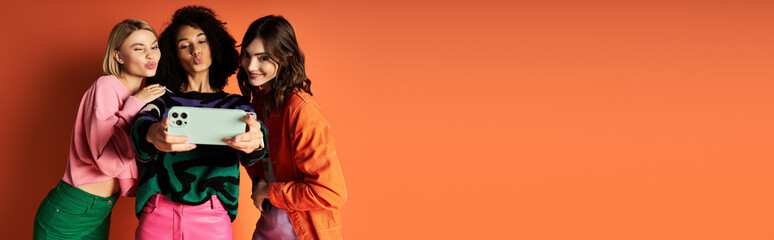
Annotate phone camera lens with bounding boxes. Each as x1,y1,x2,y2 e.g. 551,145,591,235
176,120,182,126
181,113,187,119
171,112,179,118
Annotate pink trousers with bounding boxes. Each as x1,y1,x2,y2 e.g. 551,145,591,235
136,194,232,240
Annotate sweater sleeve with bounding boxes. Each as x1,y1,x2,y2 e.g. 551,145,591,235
82,79,145,177
268,101,347,211
130,99,164,162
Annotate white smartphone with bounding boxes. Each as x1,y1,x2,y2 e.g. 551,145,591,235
167,106,256,145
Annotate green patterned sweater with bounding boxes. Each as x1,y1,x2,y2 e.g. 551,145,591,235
130,91,266,221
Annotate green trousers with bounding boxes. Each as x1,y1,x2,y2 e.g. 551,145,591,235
33,180,119,240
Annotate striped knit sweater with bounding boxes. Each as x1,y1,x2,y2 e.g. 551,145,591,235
130,90,266,221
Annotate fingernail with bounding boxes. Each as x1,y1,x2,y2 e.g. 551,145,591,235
190,144,196,149
235,138,240,143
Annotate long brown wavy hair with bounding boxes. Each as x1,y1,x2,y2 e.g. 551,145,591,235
237,15,312,114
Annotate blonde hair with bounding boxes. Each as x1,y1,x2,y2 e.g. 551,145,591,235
102,19,157,77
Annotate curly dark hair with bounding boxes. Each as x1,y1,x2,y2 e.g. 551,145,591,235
238,15,312,113
147,5,239,92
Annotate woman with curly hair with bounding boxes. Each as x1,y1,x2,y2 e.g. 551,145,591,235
239,15,347,240
130,6,267,240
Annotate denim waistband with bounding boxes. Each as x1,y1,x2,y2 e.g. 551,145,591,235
55,180,119,209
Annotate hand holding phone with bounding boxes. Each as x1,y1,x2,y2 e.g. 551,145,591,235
167,106,256,146
222,113,265,153
146,118,196,152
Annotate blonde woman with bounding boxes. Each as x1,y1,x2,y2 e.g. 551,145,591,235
32,19,166,240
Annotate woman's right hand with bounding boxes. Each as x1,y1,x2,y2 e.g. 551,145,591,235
134,84,166,103
252,179,270,211
145,118,196,152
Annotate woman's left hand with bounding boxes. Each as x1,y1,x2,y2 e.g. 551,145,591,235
223,114,264,153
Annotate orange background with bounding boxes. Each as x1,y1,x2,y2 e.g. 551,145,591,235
1,0,773,239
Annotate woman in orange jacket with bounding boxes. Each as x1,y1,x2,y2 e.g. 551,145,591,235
237,15,347,240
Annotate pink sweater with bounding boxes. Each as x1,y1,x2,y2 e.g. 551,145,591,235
62,75,146,197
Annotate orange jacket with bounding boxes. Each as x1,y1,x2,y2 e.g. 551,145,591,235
246,89,347,240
